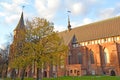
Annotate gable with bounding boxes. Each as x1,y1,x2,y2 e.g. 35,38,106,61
71,35,78,44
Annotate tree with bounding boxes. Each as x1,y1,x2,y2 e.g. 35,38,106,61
24,17,68,80
0,47,9,78
8,28,27,80
9,17,68,80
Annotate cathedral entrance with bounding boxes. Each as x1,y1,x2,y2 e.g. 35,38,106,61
43,71,47,77
110,70,116,76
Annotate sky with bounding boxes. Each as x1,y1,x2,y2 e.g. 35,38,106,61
0,0,120,49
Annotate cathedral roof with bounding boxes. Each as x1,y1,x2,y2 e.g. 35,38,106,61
14,12,25,31
59,16,120,45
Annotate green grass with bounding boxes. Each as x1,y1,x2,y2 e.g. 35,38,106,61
4,77,34,80
43,76,120,80
3,76,120,80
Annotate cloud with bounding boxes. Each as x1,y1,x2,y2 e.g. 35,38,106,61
98,3,120,19
83,18,93,24
12,0,29,5
0,44,5,50
0,38,6,49
5,14,19,24
99,8,115,19
0,12,6,17
65,1,86,16
0,2,21,13
71,3,84,15
54,24,66,32
0,0,30,25
99,7,120,19
87,0,98,4
35,0,60,20
64,0,100,16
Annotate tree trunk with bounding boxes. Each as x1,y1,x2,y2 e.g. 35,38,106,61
0,64,3,78
1,64,4,78
11,69,16,80
36,68,40,80
5,62,9,78
39,69,42,79
55,65,58,78
21,68,26,80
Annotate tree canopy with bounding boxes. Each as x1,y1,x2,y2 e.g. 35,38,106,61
9,17,68,80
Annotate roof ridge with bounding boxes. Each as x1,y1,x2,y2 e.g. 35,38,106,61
59,15,120,45
73,15,120,30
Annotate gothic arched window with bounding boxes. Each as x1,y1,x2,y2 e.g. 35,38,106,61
90,51,94,64
78,52,82,64
104,48,110,64
68,52,72,64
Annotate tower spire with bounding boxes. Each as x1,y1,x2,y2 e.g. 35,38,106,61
14,6,25,31
67,11,71,31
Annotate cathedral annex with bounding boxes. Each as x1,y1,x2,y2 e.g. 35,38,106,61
8,12,120,78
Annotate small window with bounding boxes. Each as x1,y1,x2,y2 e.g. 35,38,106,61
74,70,76,73
88,41,90,44
104,38,106,42
70,70,72,73
117,37,119,41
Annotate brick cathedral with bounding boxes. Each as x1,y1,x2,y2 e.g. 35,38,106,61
8,12,120,78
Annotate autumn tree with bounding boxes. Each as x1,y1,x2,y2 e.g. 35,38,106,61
9,17,67,80
25,17,68,80
8,25,28,80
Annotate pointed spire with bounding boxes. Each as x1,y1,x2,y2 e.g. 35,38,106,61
68,15,71,31
67,11,71,31
14,11,25,31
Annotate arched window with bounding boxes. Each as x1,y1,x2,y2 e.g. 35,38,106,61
68,52,72,64
104,48,110,64
78,52,82,64
90,51,94,64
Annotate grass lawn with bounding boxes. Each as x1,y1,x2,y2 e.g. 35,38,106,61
43,76,120,80
3,76,120,80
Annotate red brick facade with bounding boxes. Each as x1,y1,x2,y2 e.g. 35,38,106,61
65,40,120,76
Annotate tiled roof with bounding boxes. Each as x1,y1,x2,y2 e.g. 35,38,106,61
59,16,120,45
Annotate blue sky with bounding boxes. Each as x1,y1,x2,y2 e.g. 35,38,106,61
0,0,120,49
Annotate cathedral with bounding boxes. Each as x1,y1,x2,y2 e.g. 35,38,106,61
59,15,120,76
8,11,120,78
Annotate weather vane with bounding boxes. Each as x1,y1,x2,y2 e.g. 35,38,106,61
67,10,71,20
67,11,71,13
22,5,25,11
67,10,71,18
